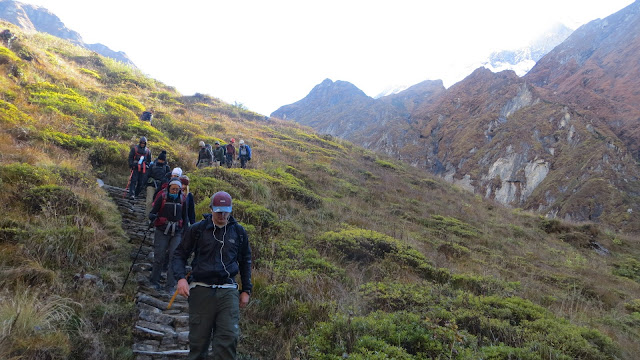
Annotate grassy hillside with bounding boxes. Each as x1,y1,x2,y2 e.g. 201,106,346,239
1,22,640,359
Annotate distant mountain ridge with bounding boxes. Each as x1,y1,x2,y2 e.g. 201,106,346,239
271,78,445,154
272,1,640,231
0,0,135,66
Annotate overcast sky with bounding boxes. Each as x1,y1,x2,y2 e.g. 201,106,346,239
17,0,635,115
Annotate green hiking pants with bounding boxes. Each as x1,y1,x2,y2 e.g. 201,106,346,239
187,286,240,360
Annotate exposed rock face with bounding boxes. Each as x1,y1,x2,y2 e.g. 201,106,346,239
0,0,135,66
271,2,640,231
525,1,640,155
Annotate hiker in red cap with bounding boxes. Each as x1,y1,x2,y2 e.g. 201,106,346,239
225,138,236,168
173,191,252,359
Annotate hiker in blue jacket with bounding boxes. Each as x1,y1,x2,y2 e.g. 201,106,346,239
237,140,252,169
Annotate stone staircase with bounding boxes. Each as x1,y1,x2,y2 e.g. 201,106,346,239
102,184,190,359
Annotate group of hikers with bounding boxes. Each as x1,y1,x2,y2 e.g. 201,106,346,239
126,136,253,360
196,138,252,169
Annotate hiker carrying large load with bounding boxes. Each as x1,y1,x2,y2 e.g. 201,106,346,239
1,29,17,48
196,141,213,168
148,179,188,292
225,138,236,168
237,139,252,169
212,141,226,167
140,109,154,125
173,191,252,359
127,136,151,200
145,150,170,215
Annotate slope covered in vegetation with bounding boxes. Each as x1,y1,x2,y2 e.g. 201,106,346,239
1,22,640,359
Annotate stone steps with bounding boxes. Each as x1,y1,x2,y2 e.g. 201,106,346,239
103,183,190,360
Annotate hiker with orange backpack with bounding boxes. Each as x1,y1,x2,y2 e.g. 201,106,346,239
128,136,151,200
148,179,188,292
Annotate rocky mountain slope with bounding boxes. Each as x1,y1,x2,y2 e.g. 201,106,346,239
525,1,640,156
271,78,445,155
272,2,640,232
0,0,134,66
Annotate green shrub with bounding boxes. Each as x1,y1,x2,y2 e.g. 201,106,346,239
0,163,60,188
450,274,520,296
375,159,399,170
524,318,619,359
0,45,20,64
0,99,33,126
102,58,154,88
298,311,471,359
107,94,145,113
316,226,426,266
539,217,571,234
28,82,94,118
273,237,345,280
479,344,564,360
420,215,480,238
437,242,471,259
613,257,640,282
360,282,437,312
189,175,236,204
233,199,279,230
23,185,83,215
38,130,128,167
96,99,138,137
624,299,640,313
79,67,101,79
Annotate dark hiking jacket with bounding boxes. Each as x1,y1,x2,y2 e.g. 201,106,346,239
147,160,170,188
173,214,252,292
149,191,188,233
128,145,151,170
212,146,226,162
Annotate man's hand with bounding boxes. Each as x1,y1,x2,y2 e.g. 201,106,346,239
239,292,250,308
177,278,190,297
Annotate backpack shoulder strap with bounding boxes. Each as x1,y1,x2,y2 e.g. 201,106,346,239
158,194,167,214
234,223,247,247
192,219,207,245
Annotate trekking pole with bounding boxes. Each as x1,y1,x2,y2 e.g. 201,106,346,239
167,271,190,309
121,222,153,291
123,169,134,198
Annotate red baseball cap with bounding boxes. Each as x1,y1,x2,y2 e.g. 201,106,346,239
210,191,232,213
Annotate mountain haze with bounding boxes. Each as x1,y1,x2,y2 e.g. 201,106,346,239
273,1,640,232
483,23,574,76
